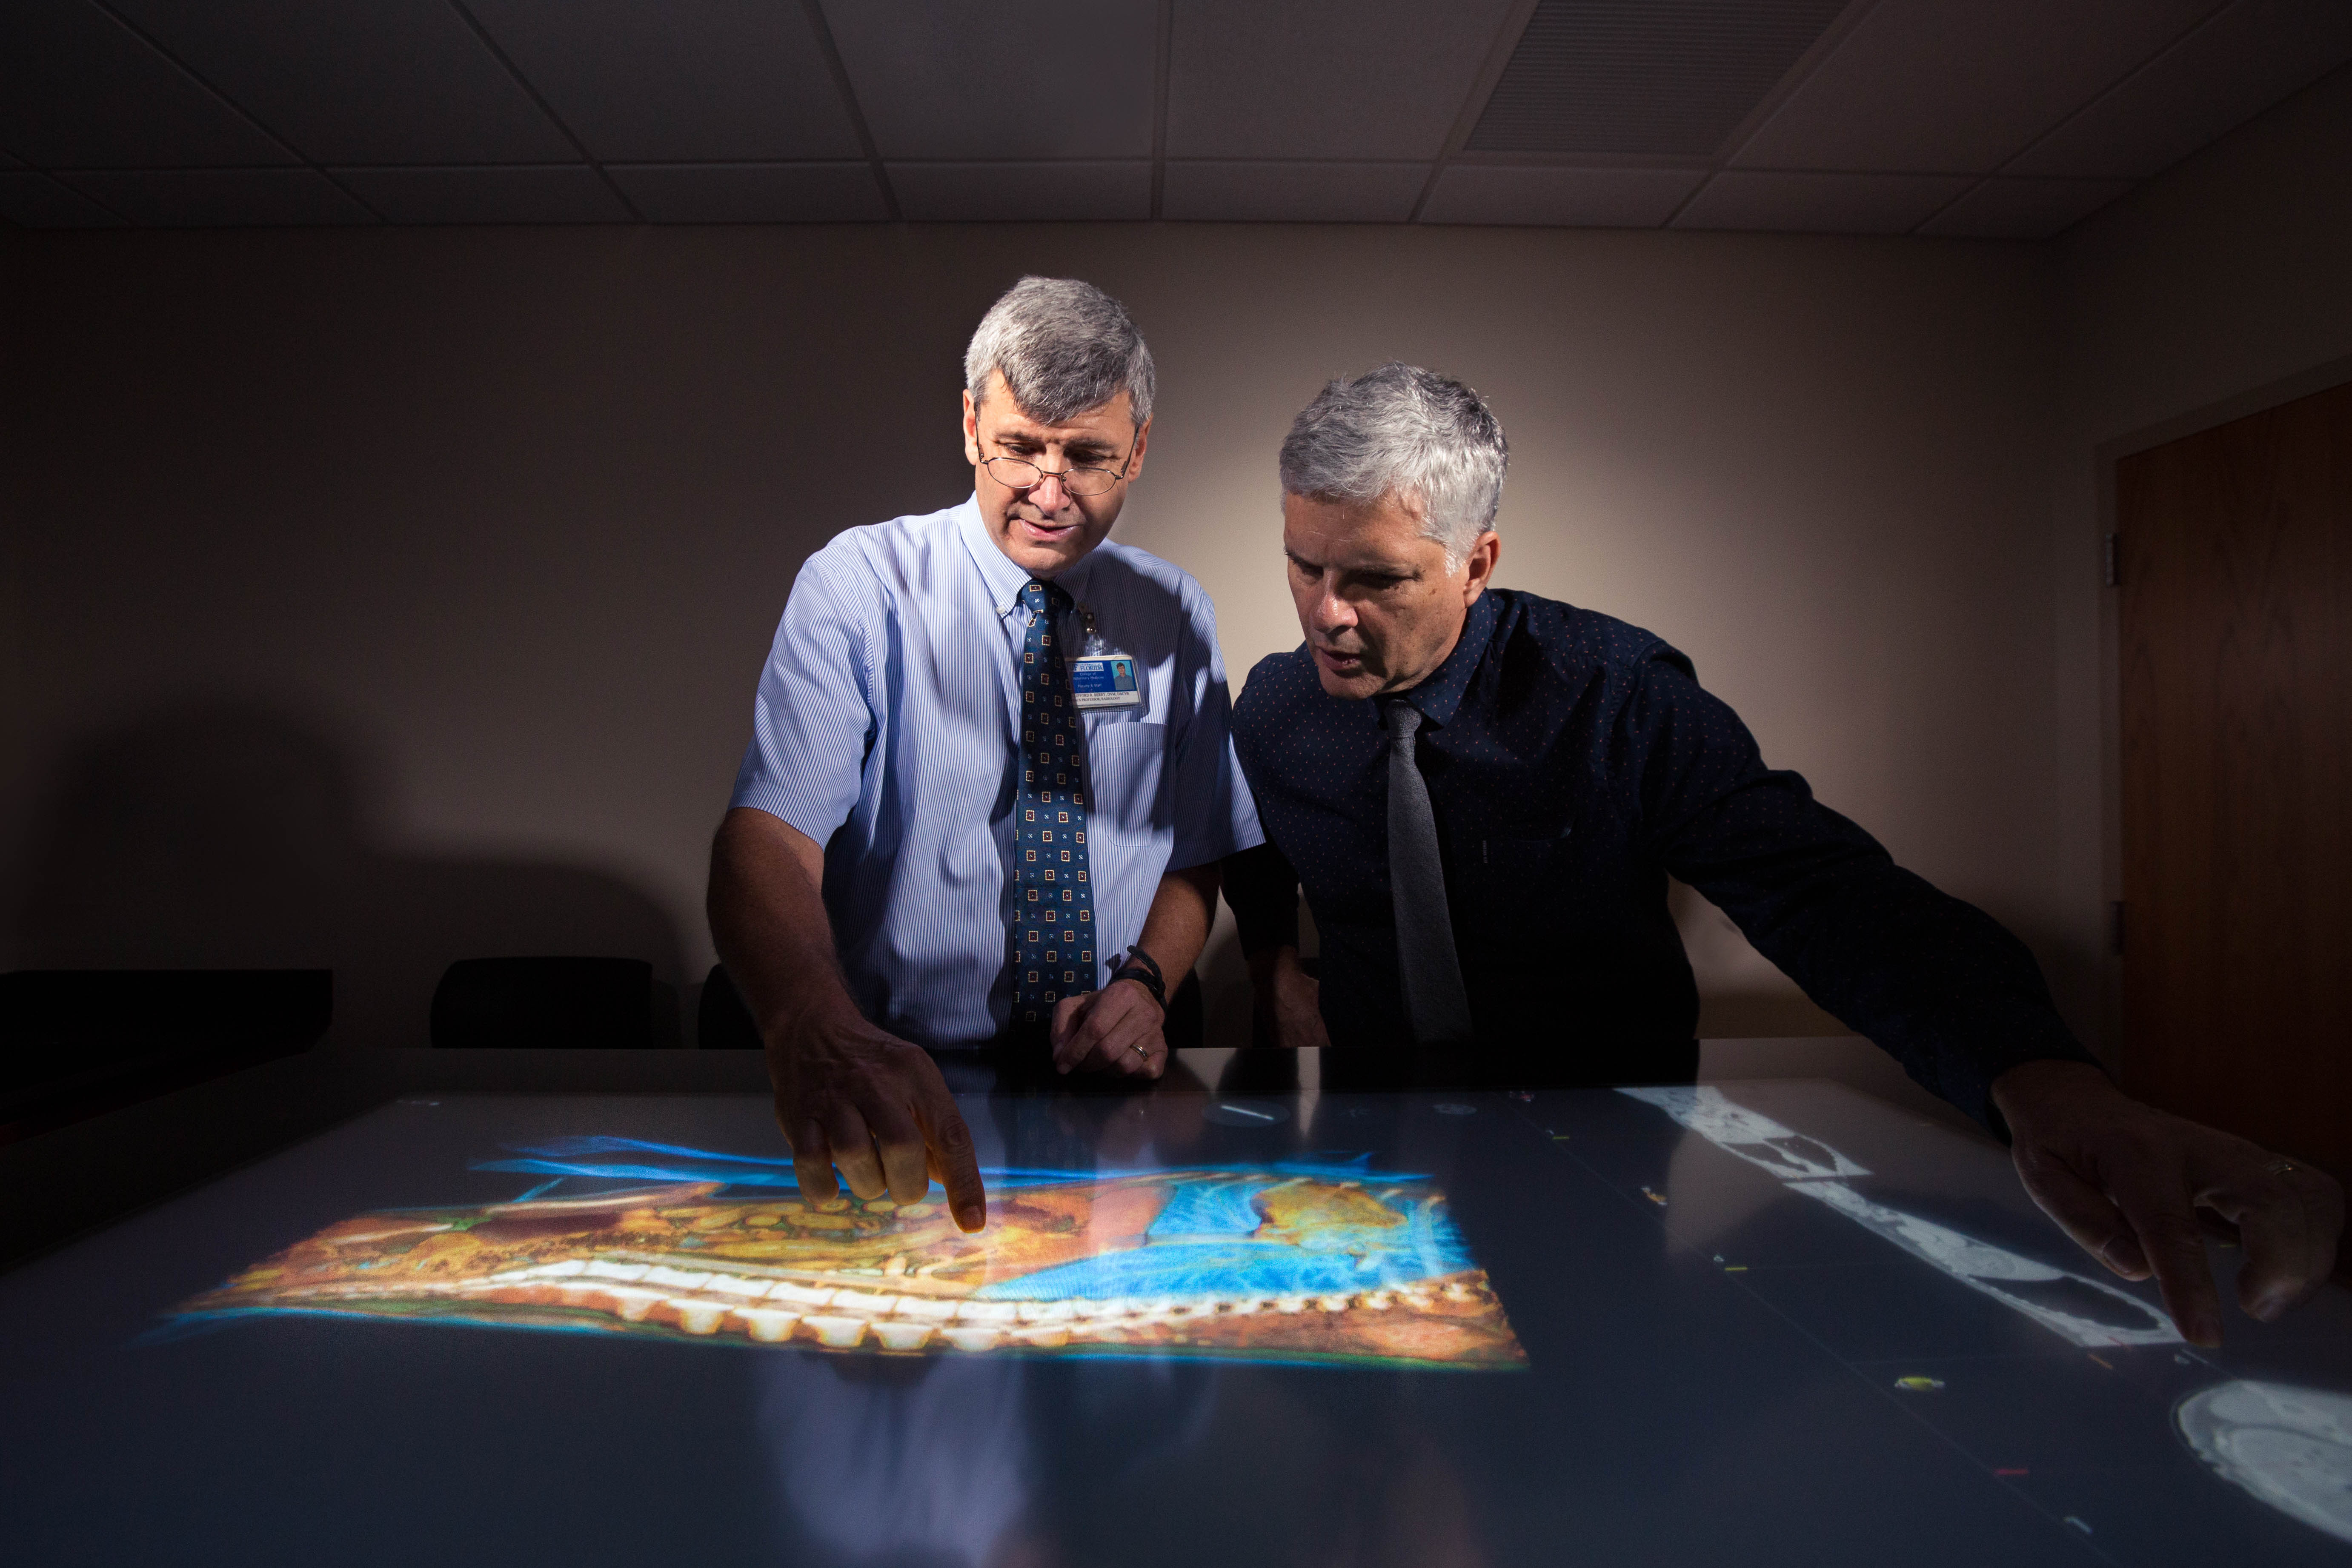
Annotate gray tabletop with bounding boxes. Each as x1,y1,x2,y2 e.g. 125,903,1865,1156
2,1063,2346,1565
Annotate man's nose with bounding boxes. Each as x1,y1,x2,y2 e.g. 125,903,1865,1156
1314,584,1355,633
1027,468,1072,512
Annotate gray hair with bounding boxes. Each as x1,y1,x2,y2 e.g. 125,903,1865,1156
1279,363,1508,565
964,276,1156,427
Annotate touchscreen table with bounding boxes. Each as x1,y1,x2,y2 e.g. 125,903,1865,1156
3,1077,2347,1566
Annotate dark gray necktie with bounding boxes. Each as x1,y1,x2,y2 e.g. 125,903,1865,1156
1385,701,1474,1047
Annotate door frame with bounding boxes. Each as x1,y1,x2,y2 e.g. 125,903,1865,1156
2093,349,2352,1062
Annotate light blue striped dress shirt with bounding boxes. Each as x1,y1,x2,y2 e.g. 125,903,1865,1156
730,496,1262,1047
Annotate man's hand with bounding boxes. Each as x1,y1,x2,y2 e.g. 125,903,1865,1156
1045,864,1218,1077
1993,1059,2343,1345
769,999,987,1232
709,807,986,1233
1051,979,1166,1078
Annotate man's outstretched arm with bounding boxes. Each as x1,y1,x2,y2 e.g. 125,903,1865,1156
1637,655,2342,1339
708,806,986,1232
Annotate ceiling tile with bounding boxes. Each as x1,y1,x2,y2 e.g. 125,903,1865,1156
1166,0,1521,160
1673,170,1973,233
464,0,862,163
887,163,1151,221
1732,0,2218,173
1421,164,1704,226
0,0,294,168
607,163,887,223
58,167,375,226
330,165,632,224
2009,0,2352,179
109,0,577,165
821,1,1156,160
1162,162,1429,223
0,169,130,227
1916,175,2134,237
1467,0,1848,158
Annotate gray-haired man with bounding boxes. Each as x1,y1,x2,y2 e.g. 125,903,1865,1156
1224,361,2340,1344
710,278,1261,1231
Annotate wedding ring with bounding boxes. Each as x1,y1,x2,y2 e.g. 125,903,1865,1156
1126,1041,1150,1059
2266,1159,2298,1177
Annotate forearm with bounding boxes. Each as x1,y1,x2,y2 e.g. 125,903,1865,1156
706,806,862,1045
1673,784,2092,1129
1133,862,1220,981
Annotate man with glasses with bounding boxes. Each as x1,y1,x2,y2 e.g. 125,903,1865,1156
709,278,1259,1233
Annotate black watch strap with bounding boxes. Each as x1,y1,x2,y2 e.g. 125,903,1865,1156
1107,944,1167,1010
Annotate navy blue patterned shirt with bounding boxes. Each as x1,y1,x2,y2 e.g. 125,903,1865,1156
1225,588,2093,1129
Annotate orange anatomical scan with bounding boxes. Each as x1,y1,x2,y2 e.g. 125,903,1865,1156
174,1145,1525,1370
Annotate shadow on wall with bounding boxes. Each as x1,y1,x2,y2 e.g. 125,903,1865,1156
14,702,686,1051
1669,878,1850,1040
1666,878,2100,1049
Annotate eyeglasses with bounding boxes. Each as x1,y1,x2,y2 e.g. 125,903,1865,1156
979,449,1134,498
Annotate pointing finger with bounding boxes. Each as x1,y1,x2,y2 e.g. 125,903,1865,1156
918,1079,988,1233
2104,1169,2223,1346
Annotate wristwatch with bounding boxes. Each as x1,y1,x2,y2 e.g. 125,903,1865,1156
1107,944,1167,1011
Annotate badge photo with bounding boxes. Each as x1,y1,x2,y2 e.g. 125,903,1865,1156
1071,653,1142,710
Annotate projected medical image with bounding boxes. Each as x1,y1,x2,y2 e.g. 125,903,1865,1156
2177,1380,2352,1546
171,1139,1525,1370
1620,1087,2181,1347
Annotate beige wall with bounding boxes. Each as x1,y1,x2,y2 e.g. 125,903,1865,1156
3,216,2075,1049
2046,60,2352,1058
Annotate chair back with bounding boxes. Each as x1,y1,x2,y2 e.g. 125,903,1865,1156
430,957,654,1049
696,964,764,1050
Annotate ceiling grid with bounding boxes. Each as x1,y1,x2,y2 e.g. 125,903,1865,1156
85,0,387,226
0,0,2344,237
446,0,642,223
1408,0,1548,224
1150,0,1175,220
795,0,899,222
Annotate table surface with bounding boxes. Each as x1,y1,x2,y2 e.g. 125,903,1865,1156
2,1058,2347,1566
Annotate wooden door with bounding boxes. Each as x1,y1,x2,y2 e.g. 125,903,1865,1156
2117,379,2352,1181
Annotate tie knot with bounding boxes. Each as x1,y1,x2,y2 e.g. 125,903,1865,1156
1384,700,1424,741
1020,579,1069,617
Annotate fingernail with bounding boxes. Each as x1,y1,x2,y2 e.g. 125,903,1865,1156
956,1205,984,1231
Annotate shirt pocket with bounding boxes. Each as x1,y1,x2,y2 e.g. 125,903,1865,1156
1084,722,1168,847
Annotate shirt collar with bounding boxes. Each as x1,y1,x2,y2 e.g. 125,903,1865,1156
955,493,1100,619
1381,589,1499,729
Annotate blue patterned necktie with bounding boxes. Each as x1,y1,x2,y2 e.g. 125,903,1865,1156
1012,578,1098,1029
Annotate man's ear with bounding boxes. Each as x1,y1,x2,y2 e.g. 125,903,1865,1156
1122,418,1151,484
961,389,982,467
1462,530,1500,603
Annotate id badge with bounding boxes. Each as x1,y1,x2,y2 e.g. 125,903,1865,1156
1070,652,1143,710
